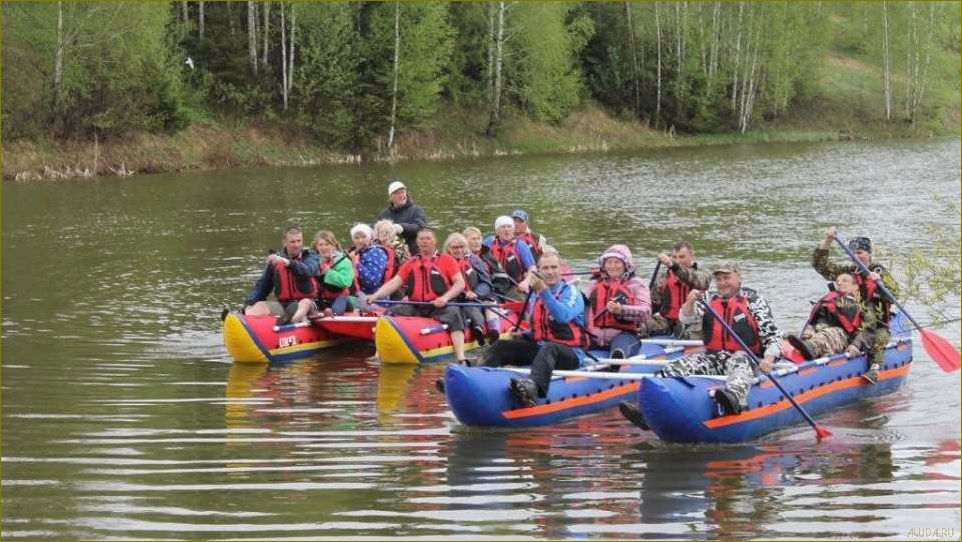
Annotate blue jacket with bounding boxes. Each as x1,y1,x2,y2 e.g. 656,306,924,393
526,280,587,362
245,249,320,306
355,245,389,295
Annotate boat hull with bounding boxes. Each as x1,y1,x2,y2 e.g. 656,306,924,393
445,341,701,427
375,311,521,364
636,331,913,443
223,311,352,363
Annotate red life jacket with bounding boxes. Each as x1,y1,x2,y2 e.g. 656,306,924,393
807,290,862,334
659,269,691,320
488,239,526,283
531,284,589,348
702,293,763,355
272,260,319,302
403,252,453,302
589,278,638,331
516,231,542,258
317,253,351,300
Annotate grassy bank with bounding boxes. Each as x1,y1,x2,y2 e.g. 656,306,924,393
4,51,958,182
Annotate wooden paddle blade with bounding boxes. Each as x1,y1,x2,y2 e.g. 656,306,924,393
920,329,962,372
815,424,833,440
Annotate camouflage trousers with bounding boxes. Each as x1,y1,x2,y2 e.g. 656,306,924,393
638,313,703,341
657,350,754,407
863,327,891,367
799,324,851,359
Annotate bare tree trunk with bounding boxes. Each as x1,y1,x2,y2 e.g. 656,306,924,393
739,26,760,133
288,3,296,99
248,1,258,74
54,0,64,106
486,1,505,136
914,2,936,120
262,2,270,67
731,2,743,112
486,2,495,103
655,1,663,126
199,1,205,40
624,1,641,116
707,1,720,92
228,2,236,36
181,1,188,24
905,1,915,119
881,1,892,120
280,2,287,110
387,1,401,150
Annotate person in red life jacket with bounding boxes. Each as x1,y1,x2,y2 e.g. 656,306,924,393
301,230,355,320
510,209,555,261
443,232,502,346
349,223,389,296
643,240,711,339
785,273,872,361
812,226,899,384
479,251,589,408
244,225,321,325
620,262,783,428
485,215,538,299
375,180,428,255
363,227,471,363
587,244,652,359
466,226,516,297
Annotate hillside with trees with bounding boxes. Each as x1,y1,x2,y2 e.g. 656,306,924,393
3,1,959,180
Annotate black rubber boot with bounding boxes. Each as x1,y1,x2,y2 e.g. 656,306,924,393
509,378,538,408
713,388,743,416
619,400,650,430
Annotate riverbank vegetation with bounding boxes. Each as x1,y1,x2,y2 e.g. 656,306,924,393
3,1,959,181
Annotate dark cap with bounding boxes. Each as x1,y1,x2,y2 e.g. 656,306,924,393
510,209,529,222
848,237,872,253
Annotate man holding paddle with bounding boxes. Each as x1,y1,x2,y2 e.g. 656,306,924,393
620,262,783,427
813,227,898,383
362,227,471,363
642,240,711,339
480,250,589,408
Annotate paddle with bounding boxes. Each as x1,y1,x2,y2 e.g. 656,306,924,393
834,234,961,372
648,260,663,291
375,299,509,310
698,298,832,440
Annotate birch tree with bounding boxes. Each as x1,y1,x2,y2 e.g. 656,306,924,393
387,1,400,150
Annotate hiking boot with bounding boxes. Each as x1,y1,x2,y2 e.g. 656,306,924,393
786,334,816,361
713,388,743,416
619,400,650,430
486,328,501,345
471,325,486,347
435,377,446,394
509,378,538,408
863,363,880,385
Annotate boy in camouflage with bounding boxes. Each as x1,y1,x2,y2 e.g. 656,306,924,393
812,227,898,383
786,273,867,360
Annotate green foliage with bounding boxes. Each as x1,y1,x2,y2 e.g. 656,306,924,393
2,2,188,139
897,199,961,324
507,2,593,123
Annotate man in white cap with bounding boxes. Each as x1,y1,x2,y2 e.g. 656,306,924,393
376,179,428,254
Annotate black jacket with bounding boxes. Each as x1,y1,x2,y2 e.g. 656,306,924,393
376,197,428,253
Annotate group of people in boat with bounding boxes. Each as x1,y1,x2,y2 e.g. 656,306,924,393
240,180,898,424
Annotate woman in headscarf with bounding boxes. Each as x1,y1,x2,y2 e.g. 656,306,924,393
586,244,652,359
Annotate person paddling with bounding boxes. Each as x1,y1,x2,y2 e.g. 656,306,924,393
812,227,898,383
642,240,710,339
363,227,471,363
586,244,651,359
480,250,589,408
243,225,320,325
620,262,783,429
486,215,537,299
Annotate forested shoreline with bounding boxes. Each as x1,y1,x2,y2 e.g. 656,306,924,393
3,1,960,181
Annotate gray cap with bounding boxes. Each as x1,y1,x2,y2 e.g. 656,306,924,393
712,262,741,275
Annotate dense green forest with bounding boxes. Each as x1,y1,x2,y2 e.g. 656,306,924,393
3,1,960,177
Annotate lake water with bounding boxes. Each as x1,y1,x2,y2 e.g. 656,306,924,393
2,137,960,539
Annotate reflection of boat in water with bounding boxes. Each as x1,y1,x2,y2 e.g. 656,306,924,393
224,363,269,434
638,313,913,443
375,364,418,414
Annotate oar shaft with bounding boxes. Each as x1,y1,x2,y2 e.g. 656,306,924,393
639,338,704,347
374,299,500,309
648,260,663,291
699,300,824,432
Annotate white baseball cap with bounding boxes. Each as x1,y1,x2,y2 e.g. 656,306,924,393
388,180,406,195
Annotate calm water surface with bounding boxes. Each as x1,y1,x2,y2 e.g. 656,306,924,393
2,138,960,540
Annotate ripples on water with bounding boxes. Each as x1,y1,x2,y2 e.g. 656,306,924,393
2,139,960,539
